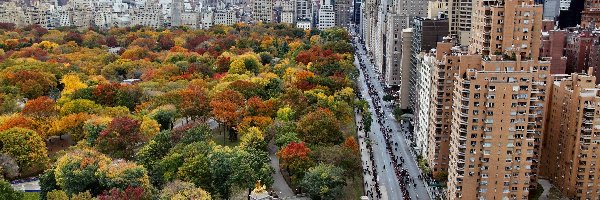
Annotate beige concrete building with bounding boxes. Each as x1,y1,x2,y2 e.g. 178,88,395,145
469,0,544,57
540,69,600,200
131,2,163,29
427,42,479,176
448,0,472,45
0,2,26,27
280,0,296,24
427,0,448,19
447,50,550,200
423,0,551,199
397,28,413,110
253,0,273,22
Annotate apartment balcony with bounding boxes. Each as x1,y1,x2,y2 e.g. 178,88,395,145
585,112,595,117
459,135,467,141
583,120,593,125
532,81,546,86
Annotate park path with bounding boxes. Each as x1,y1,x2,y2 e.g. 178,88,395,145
268,141,295,198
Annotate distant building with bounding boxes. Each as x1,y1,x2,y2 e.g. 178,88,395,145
566,29,600,80
540,26,568,74
317,2,334,30
582,0,600,29
296,20,311,29
334,0,352,28
252,0,273,22
281,0,296,24
131,2,162,29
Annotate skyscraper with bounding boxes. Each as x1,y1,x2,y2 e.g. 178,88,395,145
540,69,600,200
448,0,473,45
421,0,551,198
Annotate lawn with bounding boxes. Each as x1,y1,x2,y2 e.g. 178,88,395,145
23,192,40,200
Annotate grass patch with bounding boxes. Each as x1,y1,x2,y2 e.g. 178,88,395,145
23,192,40,200
211,125,240,147
528,183,543,200
342,175,364,199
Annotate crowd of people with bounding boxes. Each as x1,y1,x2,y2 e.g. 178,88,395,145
354,36,417,200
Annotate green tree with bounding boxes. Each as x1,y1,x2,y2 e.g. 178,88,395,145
39,169,58,200
301,164,346,200
150,106,177,131
0,179,23,200
274,131,300,148
54,148,111,195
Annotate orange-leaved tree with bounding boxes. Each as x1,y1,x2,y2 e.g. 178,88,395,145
210,89,245,141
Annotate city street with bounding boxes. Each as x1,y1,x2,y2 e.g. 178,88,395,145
352,27,432,200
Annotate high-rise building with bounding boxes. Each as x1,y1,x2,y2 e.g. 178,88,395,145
334,0,352,28
395,28,413,109
414,52,434,156
543,0,560,20
540,27,568,74
317,0,335,30
443,0,550,198
296,0,311,21
281,0,296,23
252,0,273,22
410,17,448,155
469,0,544,56
582,0,600,29
565,29,600,79
131,1,162,29
558,0,584,28
427,0,447,19
448,0,473,45
540,69,600,200
427,42,478,177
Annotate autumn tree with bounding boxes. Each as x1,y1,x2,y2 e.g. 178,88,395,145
177,87,210,121
97,186,146,200
296,108,343,145
95,117,145,159
160,180,212,200
54,148,111,195
0,128,49,175
96,159,151,191
60,99,101,115
1,70,57,98
158,34,175,51
210,89,245,141
21,96,57,118
277,142,313,180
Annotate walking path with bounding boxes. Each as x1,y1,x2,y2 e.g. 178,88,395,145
268,142,295,198
538,179,552,200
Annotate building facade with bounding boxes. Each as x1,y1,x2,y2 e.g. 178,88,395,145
253,0,273,22
582,0,600,29
540,69,600,200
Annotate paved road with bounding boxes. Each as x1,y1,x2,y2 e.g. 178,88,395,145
352,28,432,200
354,46,402,200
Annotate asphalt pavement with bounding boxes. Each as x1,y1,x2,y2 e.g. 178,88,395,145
352,28,432,200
